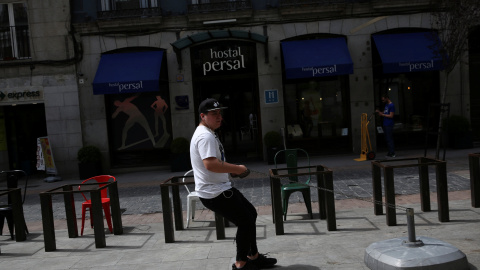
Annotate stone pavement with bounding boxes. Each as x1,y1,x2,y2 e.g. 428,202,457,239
0,147,479,269
20,148,475,221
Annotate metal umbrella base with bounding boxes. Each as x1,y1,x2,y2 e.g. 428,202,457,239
364,236,469,270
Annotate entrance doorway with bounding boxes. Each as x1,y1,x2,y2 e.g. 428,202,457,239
196,77,261,163
3,104,47,174
469,26,480,142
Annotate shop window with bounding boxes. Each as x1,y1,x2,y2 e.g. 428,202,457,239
0,3,30,61
374,72,439,135
106,91,172,168
284,77,350,140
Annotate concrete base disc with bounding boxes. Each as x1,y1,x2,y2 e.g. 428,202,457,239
364,236,469,270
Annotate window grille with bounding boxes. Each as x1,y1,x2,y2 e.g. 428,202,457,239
0,3,30,61
98,0,160,19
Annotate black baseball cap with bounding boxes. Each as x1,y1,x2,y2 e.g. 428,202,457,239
199,98,227,114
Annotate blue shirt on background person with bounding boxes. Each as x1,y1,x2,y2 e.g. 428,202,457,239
376,95,396,157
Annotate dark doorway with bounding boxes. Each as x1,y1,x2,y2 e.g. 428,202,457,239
196,77,261,163
469,26,480,142
3,103,47,174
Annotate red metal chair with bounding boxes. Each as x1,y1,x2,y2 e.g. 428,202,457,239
78,175,116,236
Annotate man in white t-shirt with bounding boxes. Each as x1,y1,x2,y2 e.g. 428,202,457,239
190,98,277,270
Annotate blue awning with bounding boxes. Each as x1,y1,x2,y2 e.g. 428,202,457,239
93,51,164,95
372,32,444,74
281,38,353,79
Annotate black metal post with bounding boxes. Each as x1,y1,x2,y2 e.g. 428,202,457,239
91,189,106,248
271,175,284,235
215,213,226,240
436,162,449,222
11,188,26,241
384,167,397,226
108,181,123,235
372,162,383,215
269,173,275,224
40,193,56,251
469,154,480,208
323,170,336,231
63,185,78,238
160,185,174,243
317,166,326,220
171,178,184,231
418,157,431,212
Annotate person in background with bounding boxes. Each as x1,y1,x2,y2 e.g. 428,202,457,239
190,98,277,270
376,94,396,157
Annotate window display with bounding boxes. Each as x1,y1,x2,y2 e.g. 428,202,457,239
285,78,349,140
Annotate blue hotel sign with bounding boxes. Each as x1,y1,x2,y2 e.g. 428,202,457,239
265,89,278,104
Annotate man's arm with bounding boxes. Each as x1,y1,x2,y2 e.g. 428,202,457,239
383,111,394,118
375,109,394,118
203,157,247,175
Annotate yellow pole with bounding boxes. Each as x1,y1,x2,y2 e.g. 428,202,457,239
354,113,368,161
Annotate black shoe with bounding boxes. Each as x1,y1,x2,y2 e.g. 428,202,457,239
232,261,259,270
248,253,277,268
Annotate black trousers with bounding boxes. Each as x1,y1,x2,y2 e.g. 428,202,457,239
200,187,258,262
384,125,395,155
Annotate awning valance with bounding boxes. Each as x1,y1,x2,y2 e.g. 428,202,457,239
281,38,354,80
93,51,164,95
372,32,444,74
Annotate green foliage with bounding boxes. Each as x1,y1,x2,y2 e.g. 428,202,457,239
442,114,471,133
264,131,283,148
171,137,190,154
77,145,102,163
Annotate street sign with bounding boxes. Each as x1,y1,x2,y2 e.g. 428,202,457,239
265,89,278,104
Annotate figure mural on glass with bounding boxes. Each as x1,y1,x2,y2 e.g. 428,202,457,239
151,95,171,147
112,95,156,150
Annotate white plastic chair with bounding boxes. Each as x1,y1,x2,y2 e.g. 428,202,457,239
182,170,200,228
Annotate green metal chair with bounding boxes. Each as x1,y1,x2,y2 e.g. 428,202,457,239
274,148,313,221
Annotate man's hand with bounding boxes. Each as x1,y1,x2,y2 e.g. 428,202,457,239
230,169,250,179
230,165,250,178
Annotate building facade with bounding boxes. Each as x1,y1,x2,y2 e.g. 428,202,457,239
0,0,81,176
1,0,478,177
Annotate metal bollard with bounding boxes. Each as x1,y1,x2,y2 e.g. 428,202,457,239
406,208,416,243
366,207,467,269
403,208,424,247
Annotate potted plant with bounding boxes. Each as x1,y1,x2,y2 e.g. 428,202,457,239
171,137,192,172
442,115,473,149
264,131,285,165
77,145,102,179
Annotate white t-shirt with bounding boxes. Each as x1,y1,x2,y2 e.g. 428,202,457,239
190,125,231,199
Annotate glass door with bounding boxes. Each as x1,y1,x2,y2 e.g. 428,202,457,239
197,77,260,162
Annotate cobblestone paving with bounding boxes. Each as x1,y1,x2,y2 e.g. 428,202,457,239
20,166,471,222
